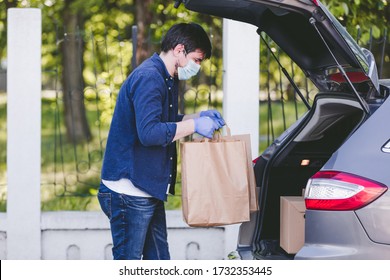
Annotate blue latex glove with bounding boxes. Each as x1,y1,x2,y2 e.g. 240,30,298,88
194,116,221,139
200,109,225,127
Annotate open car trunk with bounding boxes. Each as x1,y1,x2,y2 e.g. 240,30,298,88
176,0,383,260
247,92,365,259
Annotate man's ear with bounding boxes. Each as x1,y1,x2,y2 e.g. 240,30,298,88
173,44,185,56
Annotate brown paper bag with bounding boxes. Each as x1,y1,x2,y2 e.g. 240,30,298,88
227,133,258,213
181,134,251,227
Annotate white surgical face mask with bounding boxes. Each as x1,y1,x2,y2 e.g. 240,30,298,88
177,51,201,80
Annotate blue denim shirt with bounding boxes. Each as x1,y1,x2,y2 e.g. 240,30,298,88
101,53,184,201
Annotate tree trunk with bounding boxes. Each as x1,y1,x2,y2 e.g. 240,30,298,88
61,8,92,143
135,0,154,65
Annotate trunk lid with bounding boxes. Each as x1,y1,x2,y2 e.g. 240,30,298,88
177,0,380,109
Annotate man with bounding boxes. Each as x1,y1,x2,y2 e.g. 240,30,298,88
98,22,224,260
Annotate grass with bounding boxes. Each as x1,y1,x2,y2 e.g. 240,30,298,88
259,100,307,152
0,93,308,212
0,93,6,212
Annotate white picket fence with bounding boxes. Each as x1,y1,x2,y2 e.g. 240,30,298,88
0,210,240,260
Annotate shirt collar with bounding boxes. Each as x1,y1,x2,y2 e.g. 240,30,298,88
151,53,175,82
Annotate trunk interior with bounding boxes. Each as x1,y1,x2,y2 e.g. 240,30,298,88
251,92,366,259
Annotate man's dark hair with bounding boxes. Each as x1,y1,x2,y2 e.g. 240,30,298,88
161,23,212,59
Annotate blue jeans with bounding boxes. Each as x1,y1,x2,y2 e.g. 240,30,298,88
98,183,170,260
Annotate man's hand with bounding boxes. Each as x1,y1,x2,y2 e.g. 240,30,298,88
194,116,222,138
200,109,225,127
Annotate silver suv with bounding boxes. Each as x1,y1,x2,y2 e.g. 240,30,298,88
177,0,390,259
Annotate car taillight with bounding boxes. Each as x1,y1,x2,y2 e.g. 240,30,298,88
312,0,319,6
305,171,387,211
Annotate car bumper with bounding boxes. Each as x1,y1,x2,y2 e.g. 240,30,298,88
295,210,390,259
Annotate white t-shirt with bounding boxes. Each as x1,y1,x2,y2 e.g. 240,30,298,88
102,178,152,197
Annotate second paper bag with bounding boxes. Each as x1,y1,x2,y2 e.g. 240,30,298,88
181,138,250,227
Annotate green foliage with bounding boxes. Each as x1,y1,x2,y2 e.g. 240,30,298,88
0,99,5,210
325,0,389,43
41,195,94,211
40,96,105,211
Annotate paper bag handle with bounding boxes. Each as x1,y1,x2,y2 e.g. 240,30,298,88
211,125,232,142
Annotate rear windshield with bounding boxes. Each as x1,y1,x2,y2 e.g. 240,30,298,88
319,3,369,73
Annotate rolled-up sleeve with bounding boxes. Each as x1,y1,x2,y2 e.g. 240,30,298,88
131,73,177,147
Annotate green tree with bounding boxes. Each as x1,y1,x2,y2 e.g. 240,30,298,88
0,0,18,63
324,0,389,78
4,0,136,143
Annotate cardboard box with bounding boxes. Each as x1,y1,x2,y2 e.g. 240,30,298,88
280,196,306,254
